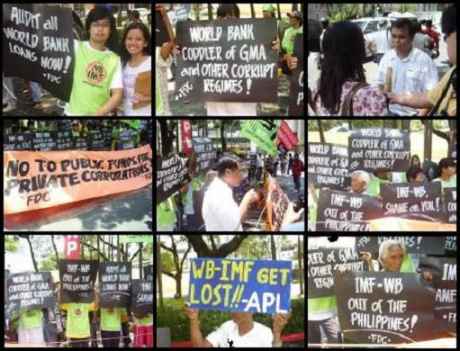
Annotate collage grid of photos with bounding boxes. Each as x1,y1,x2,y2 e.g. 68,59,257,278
2,1,307,350
307,2,457,350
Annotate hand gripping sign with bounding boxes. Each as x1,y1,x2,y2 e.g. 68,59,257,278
188,258,292,314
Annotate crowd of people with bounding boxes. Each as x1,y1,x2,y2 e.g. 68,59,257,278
157,149,305,232
5,286,153,347
3,5,152,116
308,237,456,346
308,4,456,116
308,155,457,225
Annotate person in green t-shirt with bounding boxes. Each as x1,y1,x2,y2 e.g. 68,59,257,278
66,6,123,116
100,307,124,348
17,309,45,346
61,302,96,347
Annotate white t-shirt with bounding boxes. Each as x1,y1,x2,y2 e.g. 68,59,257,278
122,56,152,116
202,177,242,231
375,47,438,116
206,320,273,347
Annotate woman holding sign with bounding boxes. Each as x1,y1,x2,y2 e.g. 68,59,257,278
65,6,123,116
121,22,152,116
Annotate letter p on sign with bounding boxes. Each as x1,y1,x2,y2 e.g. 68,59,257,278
65,235,80,259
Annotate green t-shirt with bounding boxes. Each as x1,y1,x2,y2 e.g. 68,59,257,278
67,41,120,115
101,308,123,332
156,197,177,228
64,303,93,339
18,309,43,329
134,313,153,326
282,26,303,55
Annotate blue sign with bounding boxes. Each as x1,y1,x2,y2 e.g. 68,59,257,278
188,258,292,314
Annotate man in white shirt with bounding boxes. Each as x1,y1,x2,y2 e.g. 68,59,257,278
184,308,290,347
202,157,258,231
375,18,438,116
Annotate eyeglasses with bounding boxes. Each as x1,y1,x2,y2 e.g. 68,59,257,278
91,21,111,28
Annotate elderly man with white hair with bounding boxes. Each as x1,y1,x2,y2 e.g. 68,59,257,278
360,240,416,272
350,170,371,194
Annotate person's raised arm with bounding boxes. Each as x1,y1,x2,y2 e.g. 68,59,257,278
184,307,213,347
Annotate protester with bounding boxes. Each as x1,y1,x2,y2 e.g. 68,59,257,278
432,157,457,190
65,6,123,116
291,153,304,193
350,170,370,194
132,311,153,347
121,22,152,116
375,18,438,116
184,308,290,347
360,240,415,272
17,309,45,346
312,21,387,116
202,157,259,231
61,302,97,347
100,307,124,347
388,5,457,116
406,166,427,183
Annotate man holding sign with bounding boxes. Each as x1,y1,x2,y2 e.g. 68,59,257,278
184,258,291,347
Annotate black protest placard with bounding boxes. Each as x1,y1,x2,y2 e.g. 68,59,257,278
6,272,56,318
144,265,153,281
131,279,153,315
381,182,443,221
308,143,349,190
349,128,410,172
192,137,216,172
433,257,457,333
99,262,131,308
3,4,75,102
156,154,190,204
444,188,457,224
356,236,447,256
155,10,170,47
59,260,98,303
336,271,436,344
444,236,456,256
308,247,366,298
4,133,34,151
55,131,74,150
175,18,278,102
288,33,304,116
316,189,383,231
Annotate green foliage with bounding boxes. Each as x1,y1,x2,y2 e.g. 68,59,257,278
157,298,305,342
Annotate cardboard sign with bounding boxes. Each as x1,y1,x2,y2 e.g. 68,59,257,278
119,235,153,244
3,5,74,101
316,189,383,231
444,236,456,255
240,120,279,156
266,175,290,231
99,262,131,308
381,182,443,221
444,188,457,224
432,257,457,333
349,128,410,172
175,18,278,102
289,33,304,116
336,272,436,344
59,260,98,303
156,154,189,204
192,137,216,172
4,145,152,214
308,247,366,298
188,258,292,314
356,236,448,256
308,143,349,190
6,272,56,318
131,279,153,315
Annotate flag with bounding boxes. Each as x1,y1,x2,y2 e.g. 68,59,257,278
277,120,299,150
240,120,279,156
